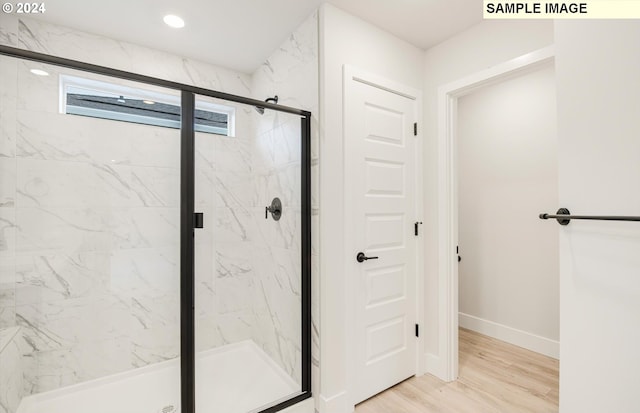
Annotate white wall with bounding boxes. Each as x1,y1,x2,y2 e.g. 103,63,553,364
423,20,554,376
457,62,559,358
555,20,640,413
318,4,424,412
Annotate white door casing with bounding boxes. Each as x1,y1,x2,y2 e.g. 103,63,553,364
434,46,555,382
344,66,423,406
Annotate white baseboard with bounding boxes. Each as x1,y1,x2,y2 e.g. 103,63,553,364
459,312,559,359
424,352,449,381
318,391,351,413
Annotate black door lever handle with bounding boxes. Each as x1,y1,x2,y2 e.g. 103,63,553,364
356,252,379,263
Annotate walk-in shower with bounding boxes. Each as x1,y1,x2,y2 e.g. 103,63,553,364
0,44,311,413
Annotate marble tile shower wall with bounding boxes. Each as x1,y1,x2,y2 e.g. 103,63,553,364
250,11,319,386
0,15,263,400
0,10,319,407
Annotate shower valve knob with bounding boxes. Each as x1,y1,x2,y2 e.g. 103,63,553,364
265,197,282,221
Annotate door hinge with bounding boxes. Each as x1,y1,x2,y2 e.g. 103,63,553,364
414,221,423,236
414,122,418,136
415,324,419,337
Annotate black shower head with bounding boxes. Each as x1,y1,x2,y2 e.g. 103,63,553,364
255,95,278,115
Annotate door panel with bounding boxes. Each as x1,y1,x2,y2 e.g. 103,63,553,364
345,74,417,404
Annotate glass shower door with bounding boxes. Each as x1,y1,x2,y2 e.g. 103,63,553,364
193,94,305,412
0,54,182,413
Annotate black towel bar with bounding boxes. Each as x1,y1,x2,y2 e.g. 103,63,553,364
539,208,640,225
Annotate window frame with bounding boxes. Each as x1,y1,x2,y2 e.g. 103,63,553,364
60,74,236,136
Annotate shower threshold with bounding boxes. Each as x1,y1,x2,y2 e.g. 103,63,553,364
17,340,298,413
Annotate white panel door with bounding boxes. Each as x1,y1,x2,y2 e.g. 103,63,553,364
345,72,418,404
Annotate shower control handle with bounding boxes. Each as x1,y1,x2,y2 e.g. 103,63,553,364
356,252,378,263
265,197,282,221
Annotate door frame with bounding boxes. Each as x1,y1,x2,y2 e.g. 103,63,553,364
0,44,313,413
436,46,555,381
343,65,424,408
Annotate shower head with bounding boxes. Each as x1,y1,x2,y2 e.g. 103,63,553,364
255,95,278,115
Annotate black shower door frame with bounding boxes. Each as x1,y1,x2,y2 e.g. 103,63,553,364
0,45,312,413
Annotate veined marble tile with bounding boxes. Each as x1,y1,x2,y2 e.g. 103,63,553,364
69,336,132,384
195,278,215,319
0,13,18,47
0,159,15,208
311,116,319,161
253,205,301,252
0,333,23,413
0,257,15,285
131,326,179,367
252,11,318,114
14,252,109,305
214,172,259,210
195,132,215,170
16,295,129,353
0,57,17,159
0,209,16,256
15,61,60,115
216,314,252,346
195,244,215,308
17,110,180,168
0,286,15,329
214,276,255,315
110,207,179,250
130,293,179,331
110,247,179,298
195,315,221,352
270,118,302,167
257,164,301,210
15,207,111,253
16,159,180,208
28,349,78,393
195,168,215,208
25,335,132,395
213,135,253,174
213,206,253,244
214,239,254,280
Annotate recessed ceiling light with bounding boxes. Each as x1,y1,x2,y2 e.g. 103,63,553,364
143,100,155,105
163,14,185,29
30,69,49,76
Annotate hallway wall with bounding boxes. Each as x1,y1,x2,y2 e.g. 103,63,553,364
457,62,559,358
422,19,554,378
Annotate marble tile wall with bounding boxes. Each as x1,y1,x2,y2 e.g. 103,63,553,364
250,11,319,386
0,327,23,413
0,14,256,403
0,9,319,411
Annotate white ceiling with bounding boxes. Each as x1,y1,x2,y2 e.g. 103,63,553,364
29,0,482,74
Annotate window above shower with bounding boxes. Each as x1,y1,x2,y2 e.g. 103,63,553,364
60,75,236,136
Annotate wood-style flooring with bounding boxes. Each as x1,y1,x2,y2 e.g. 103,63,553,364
355,328,559,413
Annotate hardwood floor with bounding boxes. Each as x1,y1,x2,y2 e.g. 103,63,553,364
355,328,559,413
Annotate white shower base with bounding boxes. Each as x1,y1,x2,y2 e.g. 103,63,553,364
17,340,299,413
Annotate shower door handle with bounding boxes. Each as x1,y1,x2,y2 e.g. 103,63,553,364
194,212,203,229
356,252,378,263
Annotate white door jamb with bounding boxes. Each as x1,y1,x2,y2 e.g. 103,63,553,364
434,46,555,382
